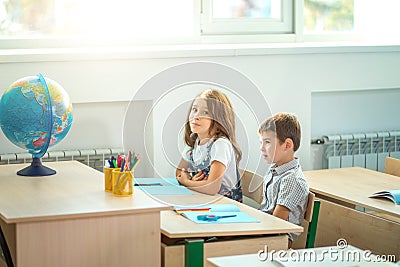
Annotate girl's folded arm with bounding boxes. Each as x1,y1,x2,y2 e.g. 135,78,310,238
176,158,190,177
177,160,226,195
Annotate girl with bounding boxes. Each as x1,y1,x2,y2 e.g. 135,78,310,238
176,89,242,202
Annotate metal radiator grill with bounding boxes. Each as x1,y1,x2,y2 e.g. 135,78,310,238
322,131,400,171
0,148,124,172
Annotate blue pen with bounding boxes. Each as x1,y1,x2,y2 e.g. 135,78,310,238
120,158,125,172
109,156,116,167
197,214,237,221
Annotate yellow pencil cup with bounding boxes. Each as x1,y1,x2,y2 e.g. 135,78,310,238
112,170,134,196
104,167,119,192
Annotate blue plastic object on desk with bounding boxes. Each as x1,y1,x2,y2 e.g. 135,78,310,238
197,214,237,221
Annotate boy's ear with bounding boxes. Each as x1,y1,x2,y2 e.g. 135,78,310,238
284,138,294,151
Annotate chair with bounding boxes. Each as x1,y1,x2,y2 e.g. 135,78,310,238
239,170,321,248
239,169,264,209
384,157,400,177
0,226,14,267
304,191,320,248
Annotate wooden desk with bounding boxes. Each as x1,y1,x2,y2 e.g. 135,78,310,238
304,167,400,218
207,245,398,267
0,161,170,267
304,167,400,259
156,192,303,267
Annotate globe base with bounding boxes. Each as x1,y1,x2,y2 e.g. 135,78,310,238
17,157,56,176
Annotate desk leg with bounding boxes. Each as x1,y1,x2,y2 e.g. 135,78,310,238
185,239,204,267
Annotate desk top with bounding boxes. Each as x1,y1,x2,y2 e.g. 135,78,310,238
304,167,400,218
207,245,398,266
158,193,303,239
0,161,170,223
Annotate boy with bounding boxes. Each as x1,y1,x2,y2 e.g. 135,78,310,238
259,112,309,247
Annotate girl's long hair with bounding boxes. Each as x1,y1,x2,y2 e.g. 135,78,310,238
184,89,242,163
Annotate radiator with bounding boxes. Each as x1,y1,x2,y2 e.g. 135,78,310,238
321,131,400,171
0,148,124,172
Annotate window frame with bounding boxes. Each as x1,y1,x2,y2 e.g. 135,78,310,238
1,0,400,50
200,0,294,35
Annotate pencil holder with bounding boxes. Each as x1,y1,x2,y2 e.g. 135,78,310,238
104,167,119,192
112,169,134,196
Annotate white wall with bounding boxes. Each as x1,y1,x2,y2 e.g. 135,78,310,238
311,88,400,139
1,47,400,176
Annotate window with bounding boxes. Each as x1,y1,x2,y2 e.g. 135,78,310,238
304,0,354,34
303,0,400,42
0,0,195,47
201,0,293,35
1,0,400,48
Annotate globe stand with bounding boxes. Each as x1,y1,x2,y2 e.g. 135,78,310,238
17,157,56,176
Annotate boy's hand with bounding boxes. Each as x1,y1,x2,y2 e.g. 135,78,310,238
273,205,290,221
192,169,207,181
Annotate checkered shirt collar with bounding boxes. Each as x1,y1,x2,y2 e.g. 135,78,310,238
270,158,299,175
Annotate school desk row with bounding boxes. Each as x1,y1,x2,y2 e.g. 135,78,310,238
0,161,300,267
0,161,399,267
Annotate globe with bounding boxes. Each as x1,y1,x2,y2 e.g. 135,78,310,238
0,74,73,176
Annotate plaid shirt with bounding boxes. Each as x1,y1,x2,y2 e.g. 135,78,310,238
260,158,309,241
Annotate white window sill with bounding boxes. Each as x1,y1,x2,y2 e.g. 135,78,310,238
1,42,400,63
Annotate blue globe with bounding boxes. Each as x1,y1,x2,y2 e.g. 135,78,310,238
0,74,73,176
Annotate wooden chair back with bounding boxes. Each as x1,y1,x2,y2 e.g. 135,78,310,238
305,191,320,248
384,157,400,177
239,169,264,205
304,191,315,222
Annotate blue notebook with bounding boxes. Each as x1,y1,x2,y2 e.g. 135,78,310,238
182,211,260,224
134,177,179,186
177,204,260,224
174,203,241,212
136,185,193,195
134,178,193,195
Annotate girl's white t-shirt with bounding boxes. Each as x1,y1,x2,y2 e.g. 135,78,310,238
182,137,239,190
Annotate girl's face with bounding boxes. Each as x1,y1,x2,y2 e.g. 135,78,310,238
189,98,212,139
259,130,286,166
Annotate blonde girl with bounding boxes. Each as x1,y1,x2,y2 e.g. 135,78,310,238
176,89,242,201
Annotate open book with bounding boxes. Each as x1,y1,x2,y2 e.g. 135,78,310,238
369,190,400,204
174,204,260,224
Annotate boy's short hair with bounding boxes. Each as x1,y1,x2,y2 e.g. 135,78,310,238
259,112,301,152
